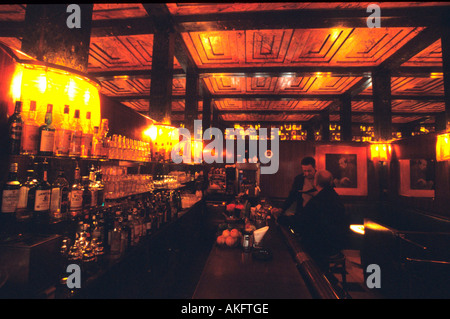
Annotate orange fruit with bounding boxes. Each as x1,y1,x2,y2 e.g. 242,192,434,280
225,236,236,247
222,229,230,237
216,235,225,245
230,229,240,238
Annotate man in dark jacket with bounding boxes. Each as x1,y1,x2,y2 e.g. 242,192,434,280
296,170,348,269
275,156,317,231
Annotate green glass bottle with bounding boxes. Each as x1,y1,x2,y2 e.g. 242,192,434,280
1,163,21,223
38,104,55,157
8,101,23,155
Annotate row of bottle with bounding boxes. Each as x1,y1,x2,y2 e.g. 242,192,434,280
7,100,153,162
0,160,106,223
60,190,183,266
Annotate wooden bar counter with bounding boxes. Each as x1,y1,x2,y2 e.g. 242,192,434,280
192,220,313,299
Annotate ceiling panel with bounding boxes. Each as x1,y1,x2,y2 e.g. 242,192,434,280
183,27,424,68
203,75,362,95
214,99,331,111
92,3,148,20
359,76,444,96
402,39,442,67
100,77,186,97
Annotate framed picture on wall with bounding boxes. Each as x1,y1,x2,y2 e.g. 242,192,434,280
315,145,368,196
399,159,435,197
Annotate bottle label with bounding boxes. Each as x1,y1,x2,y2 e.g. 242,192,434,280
90,189,98,207
17,186,30,209
1,189,19,213
71,132,82,155
40,130,55,152
50,188,61,213
10,122,22,140
55,129,72,154
34,189,51,211
21,124,39,153
70,190,83,210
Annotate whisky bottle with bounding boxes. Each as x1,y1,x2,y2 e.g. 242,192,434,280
70,110,83,157
81,176,92,211
34,161,51,223
88,166,98,208
38,104,55,157
81,112,93,158
1,163,21,222
95,168,105,207
21,101,39,155
50,169,70,222
54,105,72,156
69,163,83,220
8,101,23,155
16,168,36,222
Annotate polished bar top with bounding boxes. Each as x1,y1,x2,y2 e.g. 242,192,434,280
192,220,313,299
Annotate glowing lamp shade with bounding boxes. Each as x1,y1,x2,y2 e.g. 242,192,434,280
369,143,392,162
436,133,450,162
3,42,101,128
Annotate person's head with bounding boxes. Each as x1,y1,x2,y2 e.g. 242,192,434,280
301,156,316,180
314,170,333,191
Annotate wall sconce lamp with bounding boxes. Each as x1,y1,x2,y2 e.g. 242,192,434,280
436,132,450,162
369,142,392,162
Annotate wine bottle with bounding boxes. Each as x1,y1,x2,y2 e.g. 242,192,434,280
50,169,70,222
1,163,21,222
8,101,23,155
21,101,39,155
54,105,72,156
38,104,55,156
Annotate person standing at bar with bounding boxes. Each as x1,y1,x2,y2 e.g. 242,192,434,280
296,170,348,270
274,156,317,232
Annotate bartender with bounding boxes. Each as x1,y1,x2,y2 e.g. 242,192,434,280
273,156,317,233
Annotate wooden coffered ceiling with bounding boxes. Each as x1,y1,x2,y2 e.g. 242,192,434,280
1,3,450,128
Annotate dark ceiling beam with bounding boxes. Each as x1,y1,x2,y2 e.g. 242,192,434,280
111,94,445,102
174,6,450,31
90,17,155,37
379,26,443,70
88,69,185,81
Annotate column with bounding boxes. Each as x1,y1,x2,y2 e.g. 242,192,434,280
149,26,175,123
372,68,392,141
340,93,352,142
21,4,93,73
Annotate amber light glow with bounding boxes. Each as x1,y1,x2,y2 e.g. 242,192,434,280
436,133,450,162
350,224,365,235
10,56,101,129
369,143,392,162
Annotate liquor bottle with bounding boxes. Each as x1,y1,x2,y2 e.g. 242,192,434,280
92,126,102,158
95,169,105,207
16,168,37,222
100,119,110,158
109,214,122,256
1,163,21,222
81,176,92,212
34,160,51,223
21,101,39,155
38,104,55,156
69,163,83,220
70,110,83,157
88,166,98,208
50,169,70,222
81,112,93,158
8,101,23,155
54,105,72,156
